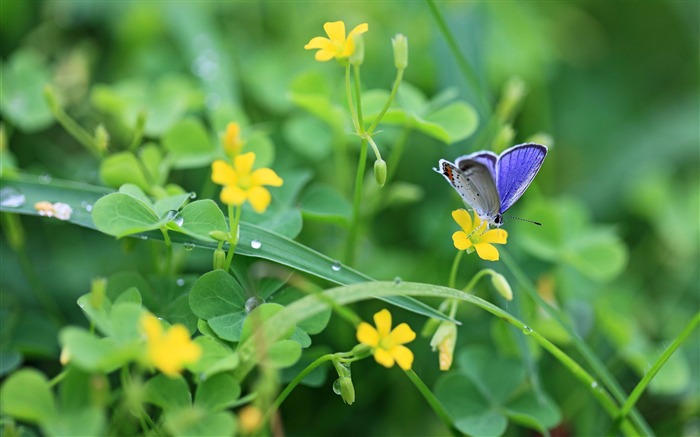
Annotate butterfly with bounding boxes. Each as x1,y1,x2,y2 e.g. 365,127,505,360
434,143,548,227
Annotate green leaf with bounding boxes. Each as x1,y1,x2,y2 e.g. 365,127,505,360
300,184,351,225
194,374,241,412
144,375,192,412
59,327,138,373
274,288,331,335
176,200,228,242
283,114,333,161
423,102,479,144
207,312,246,342
187,336,239,378
92,192,164,238
162,117,214,169
58,367,99,413
564,231,628,282
100,152,151,192
110,303,144,345
456,347,525,405
0,349,22,377
0,49,53,132
164,409,236,437
0,369,56,424
2,175,450,323
189,270,246,319
245,131,275,169
154,193,192,218
505,392,561,431
139,143,166,186
76,294,113,336
240,303,295,343
266,340,302,369
114,287,142,305
119,183,153,209
163,294,198,335
45,407,105,437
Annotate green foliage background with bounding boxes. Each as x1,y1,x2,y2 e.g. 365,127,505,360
1,1,698,436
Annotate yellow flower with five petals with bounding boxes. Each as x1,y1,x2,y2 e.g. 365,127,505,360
356,309,416,370
452,209,508,261
211,152,283,213
304,21,369,62
140,314,201,377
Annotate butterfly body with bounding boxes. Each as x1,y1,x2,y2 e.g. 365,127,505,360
435,143,547,227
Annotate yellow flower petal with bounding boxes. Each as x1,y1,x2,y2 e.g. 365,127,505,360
212,160,237,186
451,209,473,232
356,322,380,347
474,243,500,261
390,345,414,370
247,186,271,213
473,212,485,230
479,229,508,245
223,122,243,156
389,323,416,345
234,152,256,177
323,21,346,43
342,37,355,57
314,50,336,61
251,168,283,187
373,309,392,337
304,36,333,50
141,314,163,339
347,23,369,40
373,348,395,368
221,185,247,206
452,231,473,251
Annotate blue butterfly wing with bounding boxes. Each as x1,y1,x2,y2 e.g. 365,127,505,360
496,143,547,214
435,159,500,222
456,151,497,181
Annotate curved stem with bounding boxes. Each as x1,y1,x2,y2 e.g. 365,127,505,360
159,227,172,275
352,64,365,135
367,67,404,135
224,204,241,271
345,64,360,134
611,311,700,433
500,249,653,437
365,135,382,161
344,137,368,266
425,0,490,115
447,250,464,289
405,369,460,437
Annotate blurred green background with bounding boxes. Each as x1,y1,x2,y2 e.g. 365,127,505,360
1,1,698,436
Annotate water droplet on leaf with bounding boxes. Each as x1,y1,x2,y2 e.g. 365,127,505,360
183,242,195,251
250,239,262,249
394,277,402,285
0,187,26,208
176,278,185,287
39,174,52,184
245,296,264,313
331,261,342,272
522,326,533,335
332,379,342,395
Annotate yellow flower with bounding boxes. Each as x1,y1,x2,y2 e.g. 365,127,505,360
452,209,508,261
222,122,244,157
140,314,201,377
304,21,369,62
356,309,416,370
211,152,283,213
430,321,457,371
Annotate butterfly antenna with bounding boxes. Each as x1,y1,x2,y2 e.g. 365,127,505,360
506,215,542,226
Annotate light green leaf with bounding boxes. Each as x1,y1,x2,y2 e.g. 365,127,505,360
76,294,113,336
207,312,247,342
266,340,302,369
176,200,228,241
283,113,333,161
245,131,275,169
0,369,56,424
100,152,151,192
154,193,192,218
187,336,239,378
139,143,165,186
0,49,53,132
240,303,295,343
194,374,241,412
58,327,138,373
92,193,164,238
423,102,479,143
45,407,105,437
162,117,214,169
119,184,153,209
164,409,236,437
144,375,192,412
300,184,351,225
114,287,142,305
189,270,246,319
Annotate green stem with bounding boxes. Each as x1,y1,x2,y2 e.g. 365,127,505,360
447,250,464,289
345,138,367,265
128,111,147,151
258,354,336,436
365,135,382,161
48,369,68,387
345,64,360,134
611,311,700,433
352,64,365,135
425,0,490,115
500,249,653,437
224,204,242,271
405,369,460,437
44,87,103,158
367,67,404,135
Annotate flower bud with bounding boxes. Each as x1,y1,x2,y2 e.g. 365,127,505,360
392,34,408,70
238,405,263,433
89,277,107,309
338,376,355,405
213,248,226,270
491,272,513,301
430,321,457,371
349,34,365,66
496,76,527,123
94,124,110,152
374,159,387,187
492,124,515,153
208,230,230,242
